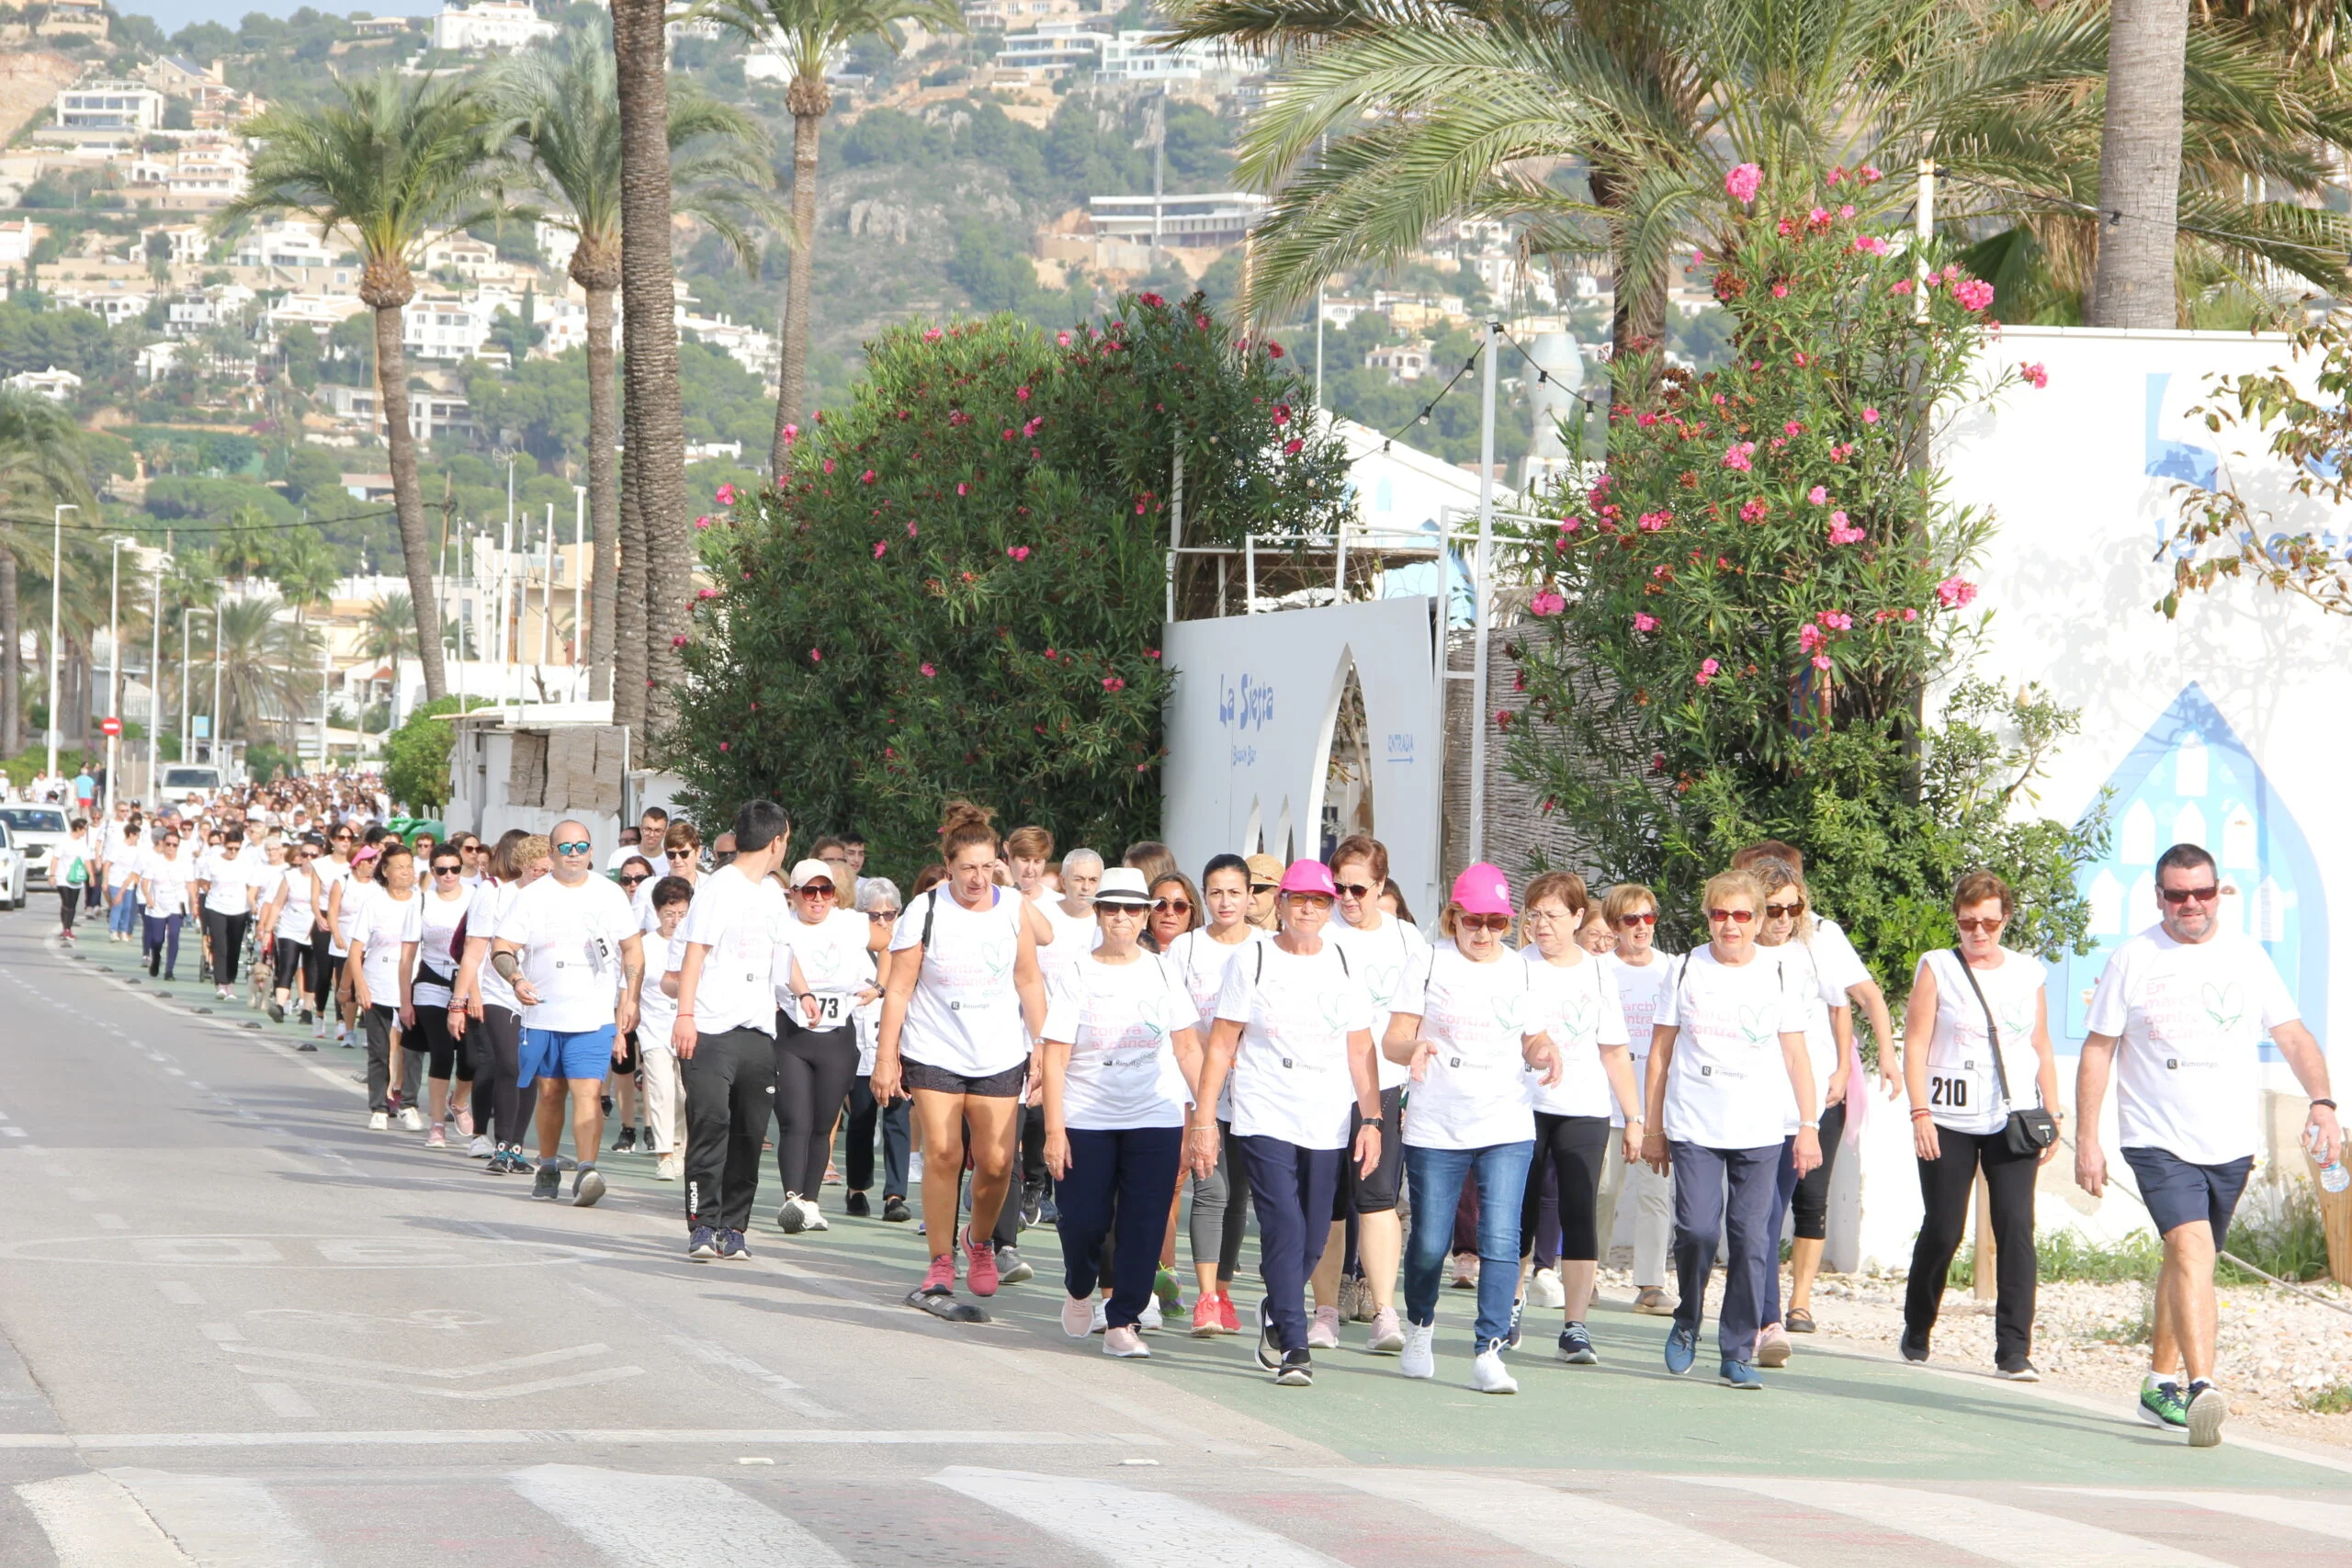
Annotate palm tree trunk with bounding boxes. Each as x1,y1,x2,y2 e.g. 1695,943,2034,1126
773,98,824,471
2089,0,2188,328
614,430,648,729
371,303,450,703
0,547,17,754
583,280,620,703
1589,161,1666,395
613,0,691,742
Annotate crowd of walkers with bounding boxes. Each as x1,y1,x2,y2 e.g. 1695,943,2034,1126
48,775,2338,1450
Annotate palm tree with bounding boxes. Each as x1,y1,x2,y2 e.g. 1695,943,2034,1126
361,592,418,663
0,389,94,754
214,594,324,747
220,72,496,706
702,0,963,472
2088,0,2188,327
490,20,772,705
1168,0,2352,359
269,526,344,632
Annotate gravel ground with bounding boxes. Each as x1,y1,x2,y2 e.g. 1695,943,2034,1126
1591,1261,2352,1449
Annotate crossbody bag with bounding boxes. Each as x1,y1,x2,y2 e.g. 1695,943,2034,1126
1948,949,2058,1156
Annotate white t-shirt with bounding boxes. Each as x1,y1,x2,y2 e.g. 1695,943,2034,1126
1522,948,1632,1121
640,931,685,1046
197,848,252,916
1043,952,1199,1130
1213,940,1375,1150
140,847,196,918
1394,947,1544,1148
1654,946,1812,1149
778,907,874,1031
1035,897,1099,987
1765,939,1850,1133
267,863,315,942
315,859,354,953
2084,926,2298,1166
890,886,1031,1077
412,886,472,1009
493,873,639,1033
1159,927,1261,1122
1602,950,1675,1128
471,882,519,1012
347,886,421,1001
1334,913,1433,1092
675,865,791,1036
1916,947,2048,1135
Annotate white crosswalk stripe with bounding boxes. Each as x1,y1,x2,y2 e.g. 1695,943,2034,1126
2049,1487,2352,1545
933,1466,1347,1566
510,1462,853,1568
15,1473,194,1567
1691,1476,2239,1568
1308,1467,1802,1567
109,1470,327,1568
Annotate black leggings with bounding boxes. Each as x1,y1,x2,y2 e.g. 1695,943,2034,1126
772,1021,858,1199
1790,1100,1849,1241
1521,1111,1611,1263
308,931,335,1012
272,932,307,993
412,1001,459,1081
468,1005,532,1146
1905,1124,2040,1368
205,909,249,986
58,886,80,932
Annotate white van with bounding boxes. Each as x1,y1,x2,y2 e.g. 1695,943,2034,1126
161,764,225,808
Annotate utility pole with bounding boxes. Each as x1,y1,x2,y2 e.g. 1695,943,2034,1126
541,501,555,667
45,502,77,779
571,486,585,672
147,550,163,802
1467,321,1498,865
105,536,133,820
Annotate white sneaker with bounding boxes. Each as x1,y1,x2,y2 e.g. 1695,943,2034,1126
368,1111,389,1131
467,1134,493,1158
1532,1267,1566,1309
1399,1324,1436,1379
1090,1297,1108,1335
909,1152,925,1183
803,1200,830,1233
1138,1296,1162,1332
1471,1348,1519,1394
655,1154,680,1180
399,1106,424,1132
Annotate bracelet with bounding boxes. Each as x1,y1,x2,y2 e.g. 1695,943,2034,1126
1360,1114,1385,1126
1801,1120,1821,1130
1910,1108,1933,1120
2315,1098,2338,1111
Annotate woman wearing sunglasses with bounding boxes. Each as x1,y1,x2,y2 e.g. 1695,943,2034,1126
1189,859,1382,1387
770,858,879,1235
1041,868,1205,1359
1164,853,1263,1334
1901,870,2059,1379
844,877,911,1220
1383,863,1563,1393
1644,868,1821,1390
1593,883,1677,1315
412,849,476,1149
258,837,322,1030
1516,871,1641,1369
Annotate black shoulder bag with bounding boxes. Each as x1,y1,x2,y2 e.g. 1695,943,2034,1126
1949,950,2058,1156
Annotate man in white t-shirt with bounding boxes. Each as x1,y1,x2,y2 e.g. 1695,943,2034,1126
667,798,796,1261
2077,841,2337,1448
492,819,642,1207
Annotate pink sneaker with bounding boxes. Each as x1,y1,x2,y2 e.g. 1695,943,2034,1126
919,1253,956,1294
1190,1296,1229,1337
1308,1304,1341,1349
1755,1323,1792,1368
454,1108,475,1136
424,1125,447,1149
963,1228,1000,1297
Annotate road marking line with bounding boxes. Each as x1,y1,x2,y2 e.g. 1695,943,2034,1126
664,1335,842,1419
247,1384,321,1420
15,1472,195,1566
1690,1477,2236,1567
2044,1487,2352,1543
156,1282,203,1306
198,1323,244,1344
512,1462,852,1566
232,1362,646,1401
95,1214,128,1230
3,1128,27,1138
934,1466,1344,1566
1309,1468,1799,1566
0,1427,1116,1451
111,1469,327,1567
232,1341,611,1379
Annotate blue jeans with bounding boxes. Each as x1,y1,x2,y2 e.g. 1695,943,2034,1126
1055,1126,1183,1329
1237,1135,1343,1354
1404,1140,1535,1351
1670,1140,1781,1366
108,886,141,936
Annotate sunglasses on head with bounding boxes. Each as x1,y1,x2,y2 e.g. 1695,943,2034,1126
1614,911,1657,927
1707,907,1756,924
1458,912,1512,932
1153,897,1191,915
1955,916,2003,933
2158,885,2220,905
554,840,592,855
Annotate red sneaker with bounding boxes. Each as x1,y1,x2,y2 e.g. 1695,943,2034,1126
1217,1292,1240,1334
1189,1296,1228,1337
919,1252,956,1294
963,1228,1000,1297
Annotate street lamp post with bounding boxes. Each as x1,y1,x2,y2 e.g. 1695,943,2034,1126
180,606,214,780
45,502,77,780
104,536,135,822
147,552,164,804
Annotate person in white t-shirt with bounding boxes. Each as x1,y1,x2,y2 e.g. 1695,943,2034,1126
1168,852,1265,1335
492,820,642,1208
635,874,694,1181
842,877,912,1221
449,832,550,1171
1900,869,2060,1381
1385,863,1566,1394
1645,868,1820,1390
2077,841,2338,1447
1592,881,1677,1316
136,826,195,977
668,800,802,1259
770,857,877,1234
874,801,1050,1314
103,807,143,942
1040,867,1205,1359
345,843,424,1130
194,828,256,1002
411,844,476,1149
1734,840,1901,1093
1190,859,1382,1388
1016,835,1100,1238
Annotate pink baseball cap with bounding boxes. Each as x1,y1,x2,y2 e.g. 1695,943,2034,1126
1278,859,1338,897
1451,861,1513,917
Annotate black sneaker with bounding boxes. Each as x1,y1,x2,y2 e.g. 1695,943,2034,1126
530,1163,561,1201
1900,1328,1929,1363
1256,1298,1282,1372
299,1007,313,1026
882,1196,912,1223
689,1225,719,1260
845,1190,871,1218
1020,1181,1045,1229
267,1000,285,1022
1275,1348,1313,1386
1558,1322,1598,1365
612,1127,638,1155
718,1229,750,1260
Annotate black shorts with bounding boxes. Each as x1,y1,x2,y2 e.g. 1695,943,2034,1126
1333,1084,1405,1216
2123,1145,2255,1250
614,1029,642,1077
902,1057,1026,1098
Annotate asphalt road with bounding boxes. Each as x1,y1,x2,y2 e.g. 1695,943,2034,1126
0,904,2347,1566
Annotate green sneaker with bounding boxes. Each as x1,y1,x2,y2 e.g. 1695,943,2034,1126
1154,1267,1184,1313
2137,1380,2188,1430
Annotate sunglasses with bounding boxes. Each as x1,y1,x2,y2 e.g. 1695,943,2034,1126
1283,891,1334,907
1458,913,1512,932
1763,901,1804,919
1094,899,1148,915
1250,882,1279,895
432,864,462,876
619,874,648,888
554,840,593,855
1333,882,1374,899
1614,911,1658,927
866,908,899,922
797,882,836,897
2158,885,2220,905
332,833,353,842
1707,908,1756,924
666,849,695,860
1955,916,2003,933
1153,898,1192,915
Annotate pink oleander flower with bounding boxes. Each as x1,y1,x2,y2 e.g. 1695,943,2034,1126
1838,205,1854,220
860,469,876,484
1633,612,1658,632
1531,590,1566,617
822,458,835,474
1937,576,1978,608
1800,624,1825,653
1722,441,1757,471
1808,485,1828,505
1771,282,1788,299
1808,206,1830,225
1137,291,1164,308
1861,407,1881,424
716,483,737,504
1696,657,1721,687
809,648,821,661
1267,342,1283,358
1813,654,1833,671
1739,498,1770,523
1272,403,1292,427
1827,513,1867,546
907,522,918,537
922,327,944,343
1637,510,1671,532
1952,278,1995,311
1007,546,1031,561
1283,438,1304,455
1860,164,1883,183
671,635,687,647
2021,362,2049,389
1102,676,1125,692
1903,607,1919,622
1784,421,1804,436
1724,163,1762,203
695,514,712,529
920,663,936,677
1818,610,1854,631
1057,331,1072,347
718,741,729,751
1827,167,1846,186
956,482,968,496
1015,385,1031,401
1853,234,1889,256
1891,278,1915,296
873,541,887,558
1778,217,1795,237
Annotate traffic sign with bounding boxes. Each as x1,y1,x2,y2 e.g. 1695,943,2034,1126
99,716,121,738
192,716,209,740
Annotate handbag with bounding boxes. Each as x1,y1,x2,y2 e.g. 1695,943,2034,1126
1949,949,2058,1156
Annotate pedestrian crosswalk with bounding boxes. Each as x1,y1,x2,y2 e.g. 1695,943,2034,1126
6,1459,2346,1566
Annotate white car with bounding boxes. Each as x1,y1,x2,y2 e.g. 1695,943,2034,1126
0,819,25,910
160,764,225,809
0,805,72,888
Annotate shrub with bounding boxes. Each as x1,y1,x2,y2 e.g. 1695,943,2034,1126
383,695,496,811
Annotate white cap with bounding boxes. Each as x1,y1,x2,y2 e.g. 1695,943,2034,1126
1093,867,1152,908
788,858,842,891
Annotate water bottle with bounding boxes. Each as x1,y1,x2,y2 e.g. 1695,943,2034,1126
2310,1125,2351,1194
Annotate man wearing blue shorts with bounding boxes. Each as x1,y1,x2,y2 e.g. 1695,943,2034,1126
493,819,643,1205
2075,841,2338,1448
